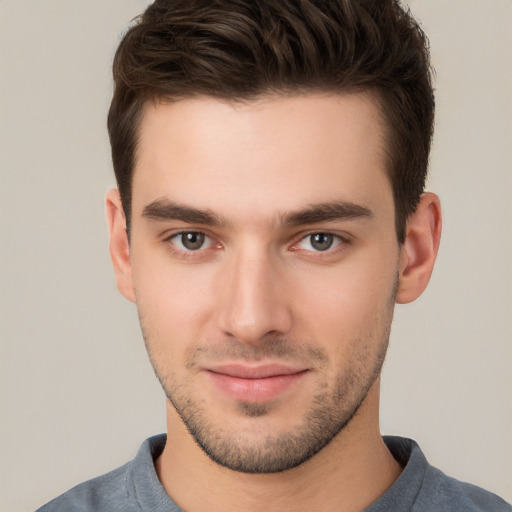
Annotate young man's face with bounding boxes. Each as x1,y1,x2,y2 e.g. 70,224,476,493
118,93,403,472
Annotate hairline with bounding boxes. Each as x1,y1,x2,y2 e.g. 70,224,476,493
126,86,399,236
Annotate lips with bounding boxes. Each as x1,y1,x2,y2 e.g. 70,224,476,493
205,364,308,403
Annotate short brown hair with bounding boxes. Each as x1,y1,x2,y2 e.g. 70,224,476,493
108,0,434,243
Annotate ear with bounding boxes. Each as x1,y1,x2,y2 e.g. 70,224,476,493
396,192,442,304
105,189,136,303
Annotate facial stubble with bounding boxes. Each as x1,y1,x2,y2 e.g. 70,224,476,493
140,296,394,474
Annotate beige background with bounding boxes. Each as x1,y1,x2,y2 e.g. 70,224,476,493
1,1,511,510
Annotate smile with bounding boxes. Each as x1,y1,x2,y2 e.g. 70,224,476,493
205,364,309,403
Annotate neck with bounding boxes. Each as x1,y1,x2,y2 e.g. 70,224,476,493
156,381,402,512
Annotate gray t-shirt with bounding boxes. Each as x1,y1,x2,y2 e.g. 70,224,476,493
37,434,510,511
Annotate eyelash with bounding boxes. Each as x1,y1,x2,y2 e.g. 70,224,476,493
289,232,351,261
163,230,350,258
164,231,218,258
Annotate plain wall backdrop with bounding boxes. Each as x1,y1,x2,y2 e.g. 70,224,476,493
1,1,510,510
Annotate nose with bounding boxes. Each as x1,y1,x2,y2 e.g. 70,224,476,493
215,247,293,345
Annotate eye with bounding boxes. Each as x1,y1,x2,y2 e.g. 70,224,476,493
296,233,342,252
169,231,212,251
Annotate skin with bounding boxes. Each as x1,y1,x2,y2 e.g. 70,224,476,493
107,93,441,512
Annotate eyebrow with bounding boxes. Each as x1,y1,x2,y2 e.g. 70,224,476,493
141,198,373,227
142,199,225,226
281,201,373,226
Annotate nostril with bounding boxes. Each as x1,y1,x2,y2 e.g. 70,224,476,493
214,256,293,343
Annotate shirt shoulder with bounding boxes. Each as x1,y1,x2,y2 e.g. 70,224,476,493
35,434,173,512
377,436,510,512
35,461,137,512
415,464,511,512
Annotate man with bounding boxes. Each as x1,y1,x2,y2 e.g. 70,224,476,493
37,0,510,511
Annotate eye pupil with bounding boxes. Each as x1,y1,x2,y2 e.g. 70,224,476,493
181,232,205,250
310,233,333,251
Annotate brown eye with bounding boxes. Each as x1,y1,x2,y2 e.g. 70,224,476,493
171,232,209,251
181,232,205,250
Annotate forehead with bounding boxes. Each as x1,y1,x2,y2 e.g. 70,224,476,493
132,93,392,223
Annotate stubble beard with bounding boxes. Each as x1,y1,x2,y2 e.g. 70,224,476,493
141,309,393,474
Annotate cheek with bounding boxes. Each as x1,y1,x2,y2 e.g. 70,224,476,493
131,252,218,341
292,255,397,345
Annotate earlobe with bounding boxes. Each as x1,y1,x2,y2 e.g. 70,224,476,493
395,192,442,304
105,189,136,303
